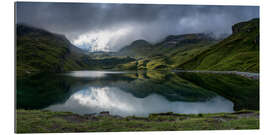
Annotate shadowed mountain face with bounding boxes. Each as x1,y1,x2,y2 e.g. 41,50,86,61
16,24,90,77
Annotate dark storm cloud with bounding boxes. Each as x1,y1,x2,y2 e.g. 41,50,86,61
16,2,259,51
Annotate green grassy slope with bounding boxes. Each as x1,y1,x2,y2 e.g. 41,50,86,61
179,18,259,73
16,24,89,77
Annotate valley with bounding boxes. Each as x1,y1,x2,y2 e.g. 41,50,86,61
17,18,259,76
16,18,260,132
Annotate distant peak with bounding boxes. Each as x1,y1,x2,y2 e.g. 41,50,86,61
131,39,150,45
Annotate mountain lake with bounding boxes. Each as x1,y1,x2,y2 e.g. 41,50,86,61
16,70,259,117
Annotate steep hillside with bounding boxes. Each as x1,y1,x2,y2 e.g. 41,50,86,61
179,18,259,73
16,24,89,77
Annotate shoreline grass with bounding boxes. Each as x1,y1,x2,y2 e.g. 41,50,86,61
16,109,259,133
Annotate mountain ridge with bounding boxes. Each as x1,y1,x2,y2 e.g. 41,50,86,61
117,33,218,58
117,18,259,72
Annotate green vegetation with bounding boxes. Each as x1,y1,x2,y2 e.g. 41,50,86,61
179,19,259,73
118,41,216,70
16,109,259,133
117,18,259,73
117,33,219,70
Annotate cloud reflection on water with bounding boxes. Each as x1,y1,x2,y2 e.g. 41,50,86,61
46,87,234,117
66,71,128,78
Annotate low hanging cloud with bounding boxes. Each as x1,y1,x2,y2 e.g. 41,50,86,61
73,25,134,51
16,2,259,51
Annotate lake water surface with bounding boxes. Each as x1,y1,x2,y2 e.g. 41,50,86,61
17,71,259,117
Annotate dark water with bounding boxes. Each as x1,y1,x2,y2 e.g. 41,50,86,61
17,71,259,117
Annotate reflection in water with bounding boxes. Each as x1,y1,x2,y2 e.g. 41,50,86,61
46,87,234,117
67,71,128,78
19,70,259,116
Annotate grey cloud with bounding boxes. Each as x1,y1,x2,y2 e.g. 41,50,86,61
16,2,259,51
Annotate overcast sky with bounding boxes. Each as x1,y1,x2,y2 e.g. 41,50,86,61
16,2,259,52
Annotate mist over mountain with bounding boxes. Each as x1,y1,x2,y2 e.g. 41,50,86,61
16,2,259,52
